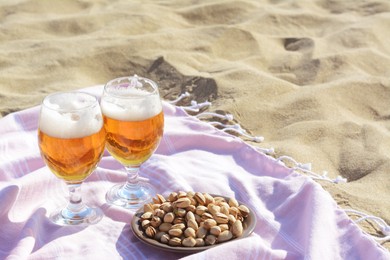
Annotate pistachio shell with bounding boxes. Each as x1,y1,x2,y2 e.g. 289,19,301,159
195,214,202,224
177,191,187,198
203,219,217,230
231,220,243,237
194,192,206,205
161,202,173,213
195,238,205,247
150,216,161,228
186,211,195,222
145,226,156,238
203,193,215,205
163,212,175,223
154,208,165,218
168,228,183,237
175,198,191,208
141,219,151,229
184,227,196,238
229,206,240,218
214,196,226,205
175,208,187,217
238,205,250,217
214,212,229,224
220,205,230,216
210,225,221,236
182,237,197,247
143,203,154,213
152,203,160,210
219,224,229,232
195,205,208,215
168,192,178,202
171,223,186,230
218,230,233,242
153,194,166,204
208,204,220,215
173,217,185,224
196,226,207,239
189,196,197,206
228,214,236,225
205,234,217,245
159,222,173,232
219,202,230,209
155,231,166,241
228,198,239,208
187,219,199,231
160,233,170,244
201,212,213,221
168,237,182,246
186,205,196,213
140,211,153,220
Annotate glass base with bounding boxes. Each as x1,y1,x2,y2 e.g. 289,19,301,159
50,205,103,226
106,182,155,209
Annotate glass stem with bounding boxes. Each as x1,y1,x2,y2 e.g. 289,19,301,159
124,166,140,191
66,183,86,214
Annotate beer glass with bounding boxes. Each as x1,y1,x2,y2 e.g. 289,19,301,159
38,92,105,225
101,75,164,208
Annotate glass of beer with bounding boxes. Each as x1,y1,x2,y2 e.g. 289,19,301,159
38,92,106,225
101,75,164,208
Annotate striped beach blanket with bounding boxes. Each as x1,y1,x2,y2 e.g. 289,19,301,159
0,85,388,259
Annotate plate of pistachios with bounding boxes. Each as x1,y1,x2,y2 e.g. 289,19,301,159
131,191,257,253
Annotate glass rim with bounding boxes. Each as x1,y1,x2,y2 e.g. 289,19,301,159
103,75,159,99
42,91,99,112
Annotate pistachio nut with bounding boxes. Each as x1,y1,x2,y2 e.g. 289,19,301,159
210,225,221,236
168,237,182,246
238,205,250,218
184,227,196,238
175,197,191,208
218,230,233,242
194,192,206,205
159,222,173,232
163,212,175,223
231,220,243,237
168,228,183,237
205,234,217,245
182,237,197,247
145,226,156,238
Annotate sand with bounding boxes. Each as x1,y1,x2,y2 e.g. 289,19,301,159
0,0,389,250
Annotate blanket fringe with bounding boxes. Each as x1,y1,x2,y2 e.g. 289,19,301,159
181,100,212,113
167,92,191,105
345,209,390,242
168,92,389,243
276,156,347,184
196,112,264,143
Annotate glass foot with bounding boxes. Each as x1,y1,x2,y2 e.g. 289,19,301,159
106,182,155,209
50,205,103,226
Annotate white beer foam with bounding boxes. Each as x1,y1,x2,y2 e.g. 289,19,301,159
39,92,103,139
101,88,162,121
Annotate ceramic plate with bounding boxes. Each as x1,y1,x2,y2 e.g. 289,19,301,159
131,194,257,253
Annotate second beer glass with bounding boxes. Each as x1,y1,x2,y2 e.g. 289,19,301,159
101,75,164,208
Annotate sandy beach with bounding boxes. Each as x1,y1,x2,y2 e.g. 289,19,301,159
0,0,389,250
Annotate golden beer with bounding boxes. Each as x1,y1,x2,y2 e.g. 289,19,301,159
38,127,106,183
103,111,164,166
